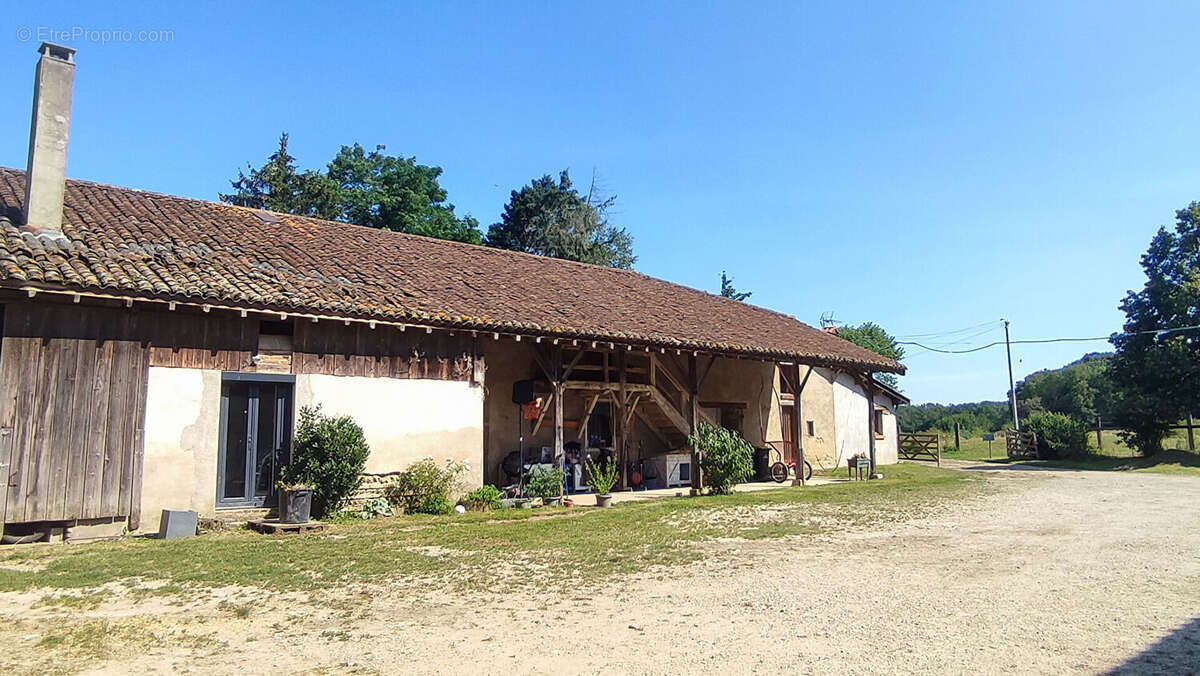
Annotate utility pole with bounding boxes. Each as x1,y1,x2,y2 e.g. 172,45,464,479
1004,319,1019,432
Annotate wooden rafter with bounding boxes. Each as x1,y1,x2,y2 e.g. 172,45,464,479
624,393,642,428
648,386,691,436
532,391,554,435
577,393,601,441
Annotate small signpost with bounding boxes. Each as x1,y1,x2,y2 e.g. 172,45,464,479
982,432,995,457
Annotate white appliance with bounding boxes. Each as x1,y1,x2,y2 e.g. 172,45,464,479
646,453,692,489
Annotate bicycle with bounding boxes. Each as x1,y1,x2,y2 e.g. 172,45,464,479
766,443,813,483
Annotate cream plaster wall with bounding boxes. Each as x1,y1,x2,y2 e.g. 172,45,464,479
140,367,222,529
139,367,484,531
831,373,899,468
697,357,775,447
875,396,900,467
797,368,838,469
296,375,484,488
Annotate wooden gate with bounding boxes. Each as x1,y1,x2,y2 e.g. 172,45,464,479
899,433,941,465
1006,429,1037,459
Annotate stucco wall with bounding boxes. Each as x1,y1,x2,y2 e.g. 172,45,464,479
141,367,222,527
138,367,483,529
831,373,899,468
797,367,838,469
296,374,484,488
697,357,774,447
875,397,900,466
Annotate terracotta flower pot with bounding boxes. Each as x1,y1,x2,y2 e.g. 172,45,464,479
595,494,612,508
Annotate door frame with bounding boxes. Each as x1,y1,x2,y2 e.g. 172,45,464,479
216,372,296,509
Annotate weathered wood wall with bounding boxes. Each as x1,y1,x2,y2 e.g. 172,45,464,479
143,309,476,380
0,299,479,527
0,303,149,527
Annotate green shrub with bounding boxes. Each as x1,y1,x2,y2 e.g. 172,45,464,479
281,406,370,518
358,497,393,519
689,421,752,494
460,485,503,511
387,458,468,515
526,465,564,499
1024,411,1090,459
585,458,619,495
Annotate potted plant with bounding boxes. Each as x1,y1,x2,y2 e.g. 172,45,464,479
586,458,619,508
277,481,314,524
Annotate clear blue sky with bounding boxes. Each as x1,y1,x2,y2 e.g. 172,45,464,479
3,2,1198,404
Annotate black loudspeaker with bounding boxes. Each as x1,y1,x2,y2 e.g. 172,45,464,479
512,380,536,405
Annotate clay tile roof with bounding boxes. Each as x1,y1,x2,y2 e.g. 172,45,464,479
0,168,903,373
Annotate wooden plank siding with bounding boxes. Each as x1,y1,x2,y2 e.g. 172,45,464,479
0,298,477,527
0,304,149,526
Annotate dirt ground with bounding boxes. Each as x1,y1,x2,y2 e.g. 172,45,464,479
3,464,1199,675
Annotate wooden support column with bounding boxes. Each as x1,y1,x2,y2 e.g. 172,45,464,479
791,364,813,487
616,350,628,489
553,346,564,497
1189,414,1196,452
865,373,877,476
688,354,701,492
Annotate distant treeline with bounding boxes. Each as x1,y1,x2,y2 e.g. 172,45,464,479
897,401,1011,436
899,352,1119,436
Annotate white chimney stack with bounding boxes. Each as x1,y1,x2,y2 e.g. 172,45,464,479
23,42,76,238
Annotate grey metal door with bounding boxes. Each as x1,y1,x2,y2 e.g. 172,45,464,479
217,374,294,509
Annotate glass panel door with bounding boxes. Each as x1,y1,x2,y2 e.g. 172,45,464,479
219,377,294,508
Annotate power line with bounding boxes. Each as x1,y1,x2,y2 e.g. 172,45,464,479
898,324,1200,355
894,319,1005,340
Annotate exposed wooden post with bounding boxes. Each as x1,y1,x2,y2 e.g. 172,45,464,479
954,421,961,450
1096,416,1103,451
688,354,701,492
553,345,565,497
1188,415,1196,452
616,350,628,489
790,363,805,487
865,374,877,476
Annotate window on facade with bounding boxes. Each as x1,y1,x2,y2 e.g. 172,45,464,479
258,319,294,354
873,408,886,438
806,420,815,436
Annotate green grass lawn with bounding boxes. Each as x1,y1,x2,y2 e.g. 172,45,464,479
988,449,1200,475
935,430,1200,475
0,464,978,595
940,430,1145,462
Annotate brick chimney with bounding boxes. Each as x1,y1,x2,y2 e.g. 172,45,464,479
22,42,76,238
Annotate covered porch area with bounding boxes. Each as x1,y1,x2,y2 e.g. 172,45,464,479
481,335,889,494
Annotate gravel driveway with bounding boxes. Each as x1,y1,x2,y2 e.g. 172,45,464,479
372,465,1200,675
5,464,1199,675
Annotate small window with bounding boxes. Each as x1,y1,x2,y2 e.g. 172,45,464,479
806,420,815,436
873,409,886,438
258,319,294,354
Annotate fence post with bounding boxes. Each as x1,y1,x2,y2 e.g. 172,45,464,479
1188,415,1195,452
954,422,960,451
1096,416,1103,451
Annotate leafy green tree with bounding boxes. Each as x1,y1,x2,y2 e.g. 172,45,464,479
1109,202,1200,455
897,402,1011,435
324,143,480,243
836,322,905,389
1016,353,1120,424
719,271,752,301
485,170,635,268
221,135,481,244
220,133,340,219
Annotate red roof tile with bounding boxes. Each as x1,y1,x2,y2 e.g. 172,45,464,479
0,168,903,373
